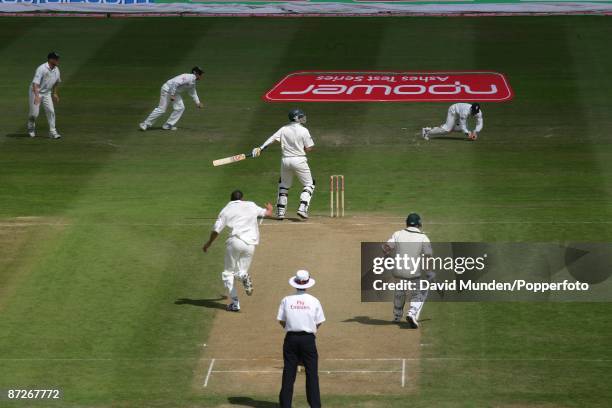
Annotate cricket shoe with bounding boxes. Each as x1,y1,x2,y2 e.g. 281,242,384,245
226,303,240,312
242,275,253,296
276,209,286,220
406,314,419,329
162,123,177,131
297,210,309,220
393,315,402,324
139,122,148,131
28,131,36,138
49,132,62,139
421,128,431,141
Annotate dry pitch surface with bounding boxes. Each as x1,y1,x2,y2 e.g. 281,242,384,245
198,216,420,396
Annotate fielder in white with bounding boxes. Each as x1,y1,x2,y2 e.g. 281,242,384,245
252,109,315,220
27,52,62,139
140,66,203,131
422,103,483,141
202,190,273,312
383,213,433,329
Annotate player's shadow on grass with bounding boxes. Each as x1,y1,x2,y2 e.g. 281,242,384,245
428,136,473,142
227,397,277,407
343,315,430,329
5,133,30,138
174,296,227,310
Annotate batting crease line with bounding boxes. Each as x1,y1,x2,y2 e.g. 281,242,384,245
203,358,215,388
211,370,401,374
3,220,612,228
2,357,611,363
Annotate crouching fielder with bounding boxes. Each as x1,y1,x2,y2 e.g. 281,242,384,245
422,103,483,141
203,190,273,312
140,66,204,131
383,213,433,329
252,109,315,220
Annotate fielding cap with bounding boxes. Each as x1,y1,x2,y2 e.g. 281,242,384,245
470,103,481,115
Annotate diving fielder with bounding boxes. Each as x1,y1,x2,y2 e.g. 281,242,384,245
251,109,315,220
139,66,204,131
202,190,273,312
422,103,483,141
383,213,433,329
27,52,62,139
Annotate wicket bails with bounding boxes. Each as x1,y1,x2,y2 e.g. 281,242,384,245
330,175,345,217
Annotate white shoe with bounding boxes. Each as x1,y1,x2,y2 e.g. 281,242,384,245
393,315,402,324
162,123,177,131
139,123,148,131
406,315,419,329
28,131,36,138
421,128,430,141
226,303,240,312
297,210,309,220
49,132,62,139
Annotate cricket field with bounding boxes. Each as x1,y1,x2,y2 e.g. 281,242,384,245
1,16,612,407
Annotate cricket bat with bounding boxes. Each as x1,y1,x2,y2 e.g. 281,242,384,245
213,153,253,167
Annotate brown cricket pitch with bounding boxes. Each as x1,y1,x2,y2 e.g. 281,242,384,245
196,215,422,397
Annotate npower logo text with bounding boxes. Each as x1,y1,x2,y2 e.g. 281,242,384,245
264,71,513,102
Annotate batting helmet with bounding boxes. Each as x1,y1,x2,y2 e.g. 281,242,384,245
288,108,306,122
406,213,422,228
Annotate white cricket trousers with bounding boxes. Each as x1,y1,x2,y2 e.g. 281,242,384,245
394,282,428,320
143,85,185,127
28,90,57,135
277,156,315,214
222,237,255,304
428,106,462,135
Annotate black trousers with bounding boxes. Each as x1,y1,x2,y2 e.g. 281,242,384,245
279,332,321,408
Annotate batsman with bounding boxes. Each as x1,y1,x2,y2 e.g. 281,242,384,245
383,213,434,329
252,109,315,220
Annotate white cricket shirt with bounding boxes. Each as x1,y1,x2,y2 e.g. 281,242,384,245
262,122,314,158
163,73,200,104
31,63,61,95
213,200,266,245
450,103,484,133
385,227,433,279
277,291,325,333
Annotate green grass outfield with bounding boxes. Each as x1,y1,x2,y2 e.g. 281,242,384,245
1,16,612,407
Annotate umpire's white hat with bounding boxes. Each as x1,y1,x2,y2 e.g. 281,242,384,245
289,270,316,289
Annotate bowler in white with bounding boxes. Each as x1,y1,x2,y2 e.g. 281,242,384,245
422,102,483,141
252,108,315,220
202,190,272,312
140,66,204,131
28,52,62,139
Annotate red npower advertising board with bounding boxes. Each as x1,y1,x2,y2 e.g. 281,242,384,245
263,71,513,102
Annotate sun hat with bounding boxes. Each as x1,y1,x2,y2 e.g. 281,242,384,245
289,270,316,289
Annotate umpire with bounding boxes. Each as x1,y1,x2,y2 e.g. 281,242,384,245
277,270,325,408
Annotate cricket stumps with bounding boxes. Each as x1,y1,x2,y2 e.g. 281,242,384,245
330,175,345,218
